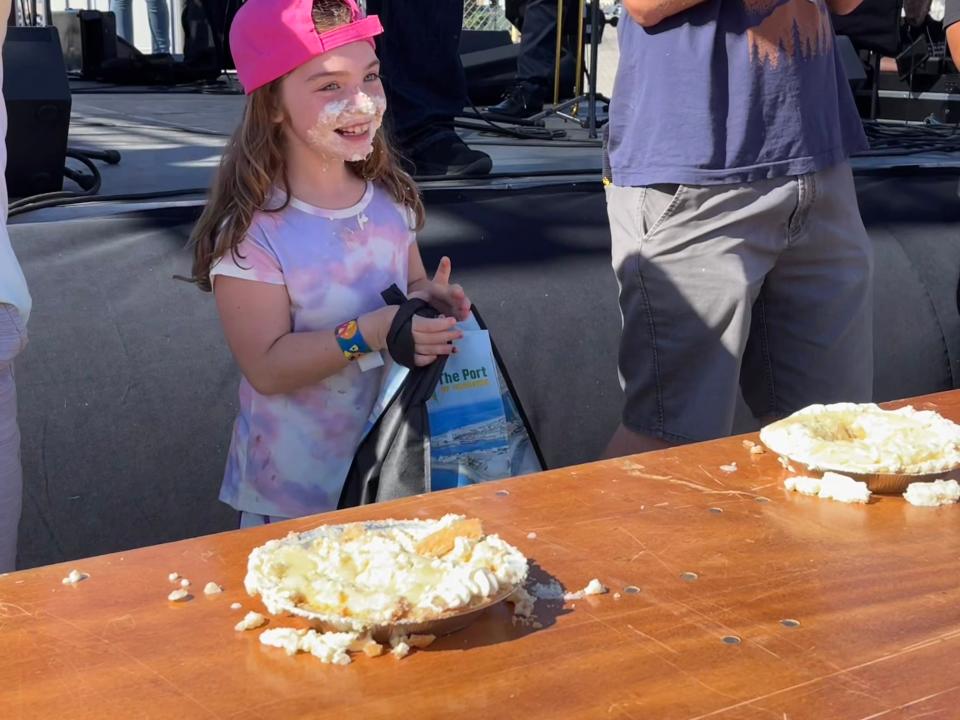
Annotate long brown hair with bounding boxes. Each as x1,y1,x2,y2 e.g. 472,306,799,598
190,0,425,292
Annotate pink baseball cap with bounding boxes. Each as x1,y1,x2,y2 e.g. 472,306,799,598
230,0,383,94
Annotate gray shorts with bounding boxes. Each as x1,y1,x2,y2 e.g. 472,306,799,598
606,161,874,443
0,304,27,572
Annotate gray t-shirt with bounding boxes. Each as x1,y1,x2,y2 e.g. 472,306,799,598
607,0,868,187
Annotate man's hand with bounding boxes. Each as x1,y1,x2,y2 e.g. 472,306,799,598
1,0,11,47
623,0,709,27
826,0,864,16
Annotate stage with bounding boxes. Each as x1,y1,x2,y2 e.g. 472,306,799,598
8,92,960,569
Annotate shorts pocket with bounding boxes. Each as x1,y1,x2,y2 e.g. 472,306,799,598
0,305,27,365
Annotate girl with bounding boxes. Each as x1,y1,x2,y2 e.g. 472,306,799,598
191,0,471,526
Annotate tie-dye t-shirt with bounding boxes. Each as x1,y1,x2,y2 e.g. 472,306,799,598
209,182,413,518
607,0,868,187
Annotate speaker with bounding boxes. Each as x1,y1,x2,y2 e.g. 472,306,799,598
2,27,71,199
459,34,576,105
837,34,867,91
52,10,119,79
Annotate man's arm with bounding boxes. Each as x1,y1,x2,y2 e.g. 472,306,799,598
0,0,10,47
827,0,865,15
949,23,960,67
947,0,960,67
626,0,863,27
622,0,709,28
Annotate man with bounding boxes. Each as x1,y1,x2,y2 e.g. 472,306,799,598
1,0,32,572
368,0,493,176
488,0,579,118
605,0,873,457
946,0,960,67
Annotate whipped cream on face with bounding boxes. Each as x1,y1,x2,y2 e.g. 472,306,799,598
306,91,385,163
760,403,960,475
244,515,528,630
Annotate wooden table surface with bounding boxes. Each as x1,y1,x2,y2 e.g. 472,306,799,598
3,392,960,720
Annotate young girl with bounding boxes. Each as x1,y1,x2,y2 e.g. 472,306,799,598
191,0,471,526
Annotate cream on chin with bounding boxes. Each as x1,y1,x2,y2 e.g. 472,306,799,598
306,92,385,162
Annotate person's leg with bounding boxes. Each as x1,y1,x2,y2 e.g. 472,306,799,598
367,0,491,176
489,0,580,117
240,510,271,530
146,0,171,54
604,177,797,459
0,305,27,573
740,161,873,420
110,0,134,45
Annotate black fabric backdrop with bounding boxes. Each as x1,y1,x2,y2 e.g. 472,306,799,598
9,173,960,568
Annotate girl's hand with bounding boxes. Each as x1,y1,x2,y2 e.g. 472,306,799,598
412,314,461,367
410,257,472,322
358,306,462,367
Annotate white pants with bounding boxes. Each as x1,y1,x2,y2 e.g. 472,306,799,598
0,304,27,573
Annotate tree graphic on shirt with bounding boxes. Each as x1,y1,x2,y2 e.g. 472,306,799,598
743,0,834,68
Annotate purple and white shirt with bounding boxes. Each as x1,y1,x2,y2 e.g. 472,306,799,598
209,182,413,517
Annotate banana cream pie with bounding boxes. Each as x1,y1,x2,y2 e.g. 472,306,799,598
760,403,960,475
244,515,528,631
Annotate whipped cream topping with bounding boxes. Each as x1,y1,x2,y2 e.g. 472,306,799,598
784,472,872,504
760,403,960,475
244,515,528,630
259,627,359,665
903,479,960,507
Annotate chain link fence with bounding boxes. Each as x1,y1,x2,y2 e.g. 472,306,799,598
462,1,622,32
463,0,514,32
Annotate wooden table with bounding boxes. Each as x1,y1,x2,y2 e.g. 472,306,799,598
3,392,960,719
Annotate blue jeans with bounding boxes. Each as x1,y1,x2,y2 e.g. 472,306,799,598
110,0,171,54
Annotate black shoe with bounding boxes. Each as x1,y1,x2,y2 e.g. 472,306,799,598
403,130,493,177
487,84,544,119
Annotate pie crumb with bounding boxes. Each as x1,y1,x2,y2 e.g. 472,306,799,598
564,578,607,601
61,569,88,586
168,588,190,602
234,611,267,631
526,532,537,540
391,641,410,659
168,572,180,583
230,602,243,610
203,582,223,596
407,634,436,649
719,463,738,473
362,640,384,657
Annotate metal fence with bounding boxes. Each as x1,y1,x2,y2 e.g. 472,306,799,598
463,0,513,32
462,1,622,32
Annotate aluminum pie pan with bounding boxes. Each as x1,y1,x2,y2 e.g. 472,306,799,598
771,455,960,495
257,519,524,641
